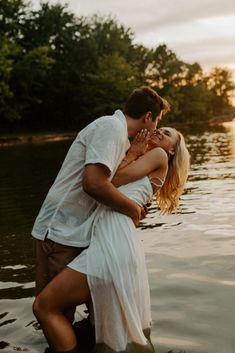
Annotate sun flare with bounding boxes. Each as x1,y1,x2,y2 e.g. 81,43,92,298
222,119,235,158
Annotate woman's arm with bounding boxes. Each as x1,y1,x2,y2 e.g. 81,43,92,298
112,147,168,187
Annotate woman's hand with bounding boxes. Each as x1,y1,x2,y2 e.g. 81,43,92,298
114,129,150,173
127,129,150,161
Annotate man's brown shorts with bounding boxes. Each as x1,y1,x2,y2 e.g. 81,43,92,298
34,236,85,296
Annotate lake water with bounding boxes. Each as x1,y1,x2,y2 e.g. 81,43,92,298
0,122,235,353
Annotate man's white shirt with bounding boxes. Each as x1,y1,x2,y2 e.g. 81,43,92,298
31,110,130,247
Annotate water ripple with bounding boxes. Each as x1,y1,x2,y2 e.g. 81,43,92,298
1,125,235,353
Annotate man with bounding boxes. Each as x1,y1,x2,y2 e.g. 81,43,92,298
32,86,169,314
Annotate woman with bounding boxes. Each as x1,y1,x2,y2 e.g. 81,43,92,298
33,127,190,353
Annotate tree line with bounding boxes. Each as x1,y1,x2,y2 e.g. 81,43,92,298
0,0,234,131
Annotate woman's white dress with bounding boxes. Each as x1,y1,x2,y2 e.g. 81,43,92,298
68,176,154,353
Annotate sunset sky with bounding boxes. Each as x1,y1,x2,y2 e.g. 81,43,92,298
33,0,235,84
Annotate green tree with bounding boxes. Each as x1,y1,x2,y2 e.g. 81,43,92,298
81,15,152,87
176,63,214,123
1,0,234,130
145,44,187,120
206,67,235,115
18,10,151,128
178,84,213,123
10,45,54,124
146,44,186,88
0,0,27,40
82,53,139,120
0,38,18,122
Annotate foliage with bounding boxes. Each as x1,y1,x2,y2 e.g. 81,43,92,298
0,0,27,40
205,67,235,115
0,0,234,131
0,38,17,122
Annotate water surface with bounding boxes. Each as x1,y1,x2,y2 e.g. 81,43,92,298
0,122,235,353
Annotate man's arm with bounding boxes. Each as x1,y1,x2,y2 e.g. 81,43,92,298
82,164,144,225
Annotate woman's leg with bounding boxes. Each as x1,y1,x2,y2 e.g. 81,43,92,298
35,238,86,323
33,266,90,352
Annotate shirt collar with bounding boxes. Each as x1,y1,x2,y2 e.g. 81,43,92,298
114,110,130,150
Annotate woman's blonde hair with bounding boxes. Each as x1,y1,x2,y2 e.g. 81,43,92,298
157,128,190,214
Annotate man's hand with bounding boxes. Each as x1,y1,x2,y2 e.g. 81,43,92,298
131,204,143,226
132,202,151,226
141,202,151,220
140,206,147,221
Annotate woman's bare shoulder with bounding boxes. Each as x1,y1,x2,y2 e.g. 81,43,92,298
145,147,168,167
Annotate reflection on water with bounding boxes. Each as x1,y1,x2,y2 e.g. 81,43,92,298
223,119,235,158
1,122,235,353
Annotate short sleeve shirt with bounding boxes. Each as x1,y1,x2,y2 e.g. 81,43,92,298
31,110,130,247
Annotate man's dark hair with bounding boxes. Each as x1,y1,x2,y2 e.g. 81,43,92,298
124,86,169,121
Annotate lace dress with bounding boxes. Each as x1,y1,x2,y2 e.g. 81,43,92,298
68,176,163,353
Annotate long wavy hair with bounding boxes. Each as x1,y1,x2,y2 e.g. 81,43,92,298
156,128,190,214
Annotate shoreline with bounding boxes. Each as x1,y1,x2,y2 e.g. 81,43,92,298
0,132,77,147
1,117,234,147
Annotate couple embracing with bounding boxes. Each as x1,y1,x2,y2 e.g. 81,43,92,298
32,86,190,353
